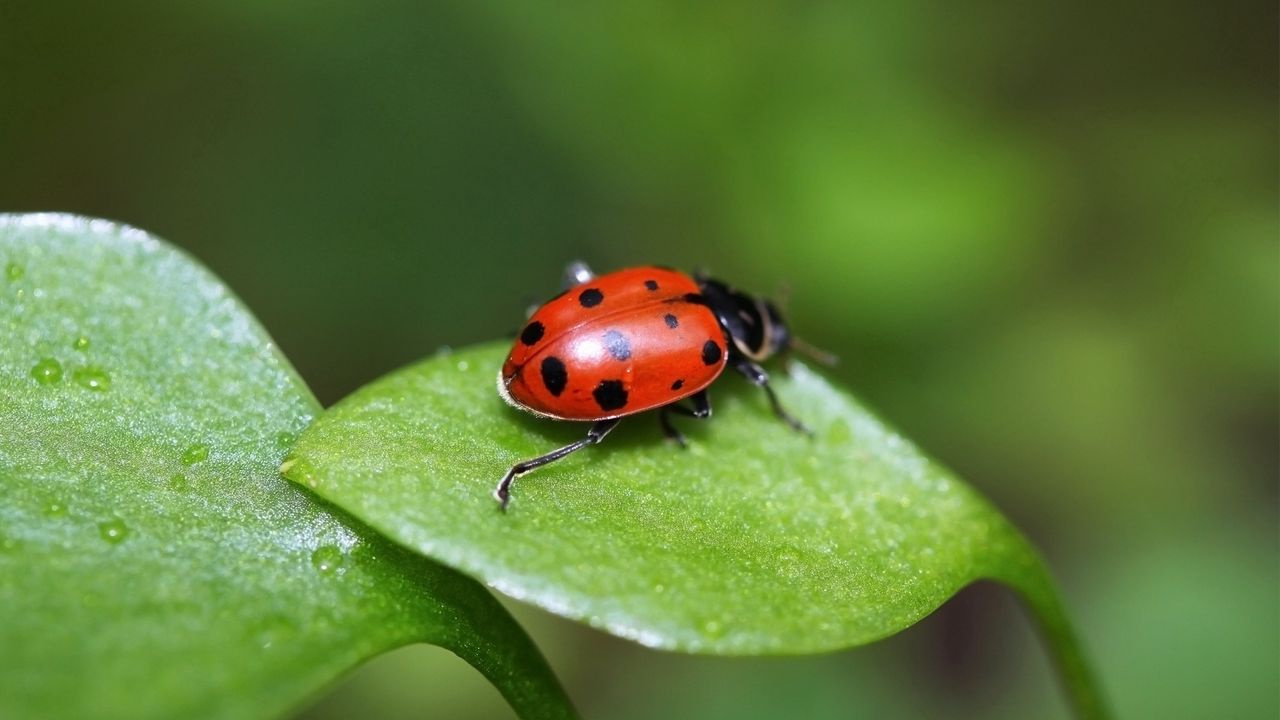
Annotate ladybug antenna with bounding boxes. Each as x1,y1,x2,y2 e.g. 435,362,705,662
789,336,839,367
764,280,831,365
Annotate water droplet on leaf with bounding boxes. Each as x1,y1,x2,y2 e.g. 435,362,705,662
826,419,852,444
181,443,209,466
43,501,68,517
98,518,129,544
31,358,62,385
5,262,23,281
73,367,110,391
73,336,90,351
311,545,344,574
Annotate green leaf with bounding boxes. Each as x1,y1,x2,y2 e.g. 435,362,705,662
286,342,1109,718
0,215,573,720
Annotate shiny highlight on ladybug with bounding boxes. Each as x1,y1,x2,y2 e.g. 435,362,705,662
495,262,817,508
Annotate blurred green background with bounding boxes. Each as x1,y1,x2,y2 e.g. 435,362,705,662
2,2,1275,718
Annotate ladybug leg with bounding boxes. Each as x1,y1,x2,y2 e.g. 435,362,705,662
494,417,621,509
657,390,712,448
561,261,596,289
667,391,713,418
658,408,687,447
733,360,811,435
688,389,712,418
660,407,691,445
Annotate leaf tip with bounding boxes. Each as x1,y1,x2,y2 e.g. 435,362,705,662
279,457,318,488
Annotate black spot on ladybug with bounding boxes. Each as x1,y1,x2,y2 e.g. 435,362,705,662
603,329,632,361
663,313,679,329
644,279,659,291
540,356,568,396
701,340,722,366
519,321,545,346
592,379,628,411
578,288,604,308
671,379,684,390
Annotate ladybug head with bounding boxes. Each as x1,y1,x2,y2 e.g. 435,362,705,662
696,277,792,363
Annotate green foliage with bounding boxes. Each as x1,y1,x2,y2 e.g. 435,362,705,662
1,3,1270,717
0,215,573,720
285,343,1108,716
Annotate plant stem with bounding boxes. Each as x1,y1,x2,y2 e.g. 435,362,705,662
996,538,1112,720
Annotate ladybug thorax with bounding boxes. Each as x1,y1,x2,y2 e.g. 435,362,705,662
695,277,790,363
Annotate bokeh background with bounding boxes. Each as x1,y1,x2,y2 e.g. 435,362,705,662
2,2,1275,718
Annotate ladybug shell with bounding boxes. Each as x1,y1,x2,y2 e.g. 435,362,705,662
499,266,729,421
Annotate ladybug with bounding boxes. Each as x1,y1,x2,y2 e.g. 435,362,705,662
495,261,816,508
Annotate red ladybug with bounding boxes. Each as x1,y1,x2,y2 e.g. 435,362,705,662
495,262,815,508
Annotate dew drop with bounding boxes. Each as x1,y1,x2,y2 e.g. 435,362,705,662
168,473,189,491
73,336,90,351
826,419,852,445
701,619,724,638
43,500,68,517
181,443,209,466
274,431,296,449
0,534,20,553
5,262,24,281
72,366,111,392
98,518,130,544
456,359,470,372
311,545,344,574
31,358,62,385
